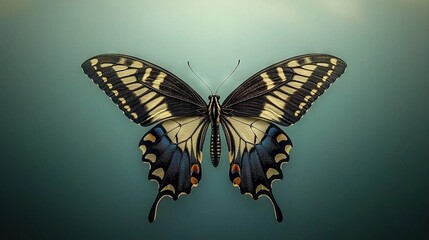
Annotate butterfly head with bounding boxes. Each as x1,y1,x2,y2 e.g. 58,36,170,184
208,94,220,100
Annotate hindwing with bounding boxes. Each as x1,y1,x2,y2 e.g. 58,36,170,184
221,116,292,222
139,116,209,222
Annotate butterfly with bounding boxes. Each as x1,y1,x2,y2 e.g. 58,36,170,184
81,53,347,222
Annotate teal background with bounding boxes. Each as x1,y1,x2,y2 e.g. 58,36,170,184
1,0,428,239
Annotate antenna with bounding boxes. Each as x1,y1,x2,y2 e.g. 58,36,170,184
187,61,213,95
215,60,240,94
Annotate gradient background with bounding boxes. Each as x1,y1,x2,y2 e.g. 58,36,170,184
1,0,428,239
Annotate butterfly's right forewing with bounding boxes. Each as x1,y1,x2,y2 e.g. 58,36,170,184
81,54,207,126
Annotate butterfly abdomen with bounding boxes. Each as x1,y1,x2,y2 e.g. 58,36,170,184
210,124,221,167
208,94,222,167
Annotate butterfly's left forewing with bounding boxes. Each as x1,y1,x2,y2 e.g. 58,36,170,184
81,54,209,222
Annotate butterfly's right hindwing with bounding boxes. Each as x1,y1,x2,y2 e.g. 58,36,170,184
81,54,207,126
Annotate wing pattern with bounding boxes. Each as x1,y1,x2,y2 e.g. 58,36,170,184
139,116,209,222
221,116,293,222
81,54,207,126
222,54,347,126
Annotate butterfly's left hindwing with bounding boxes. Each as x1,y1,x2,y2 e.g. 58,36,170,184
221,116,292,222
139,116,209,222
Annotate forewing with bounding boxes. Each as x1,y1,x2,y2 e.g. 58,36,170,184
139,116,209,222
81,54,207,126
222,54,347,126
221,116,293,222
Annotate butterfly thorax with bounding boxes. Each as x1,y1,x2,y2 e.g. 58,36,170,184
208,95,221,167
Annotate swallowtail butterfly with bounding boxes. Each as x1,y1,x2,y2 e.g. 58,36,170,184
81,54,347,222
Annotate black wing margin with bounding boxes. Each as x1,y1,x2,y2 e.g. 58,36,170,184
222,54,347,126
81,54,207,126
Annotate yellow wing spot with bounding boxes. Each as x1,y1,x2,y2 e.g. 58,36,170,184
152,168,165,179
327,70,333,76
107,83,113,89
161,184,176,194
317,82,323,88
146,96,164,111
152,72,167,89
280,86,297,95
266,95,285,109
276,133,287,143
130,61,143,68
96,71,102,77
117,69,137,78
134,87,149,97
285,145,292,154
125,83,141,91
302,64,317,70
100,63,113,68
143,133,156,142
303,57,311,64
261,72,275,90
142,68,152,82
139,145,147,155
145,153,157,163
287,60,299,67
255,184,269,194
131,112,138,119
322,75,329,81
120,76,137,85
124,105,131,112
118,98,126,104
233,177,241,187
273,90,289,100
330,58,338,65
266,168,280,179
294,110,301,117
293,68,313,77
112,90,119,96
292,75,308,83
304,95,312,102
299,102,306,109
90,59,98,66
101,77,107,82
276,67,286,81
178,192,187,198
288,81,304,89
112,65,127,71
317,63,329,67
118,57,126,64
275,153,286,163
310,89,317,95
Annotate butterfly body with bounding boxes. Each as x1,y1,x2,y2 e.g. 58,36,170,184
208,94,222,167
81,53,347,222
